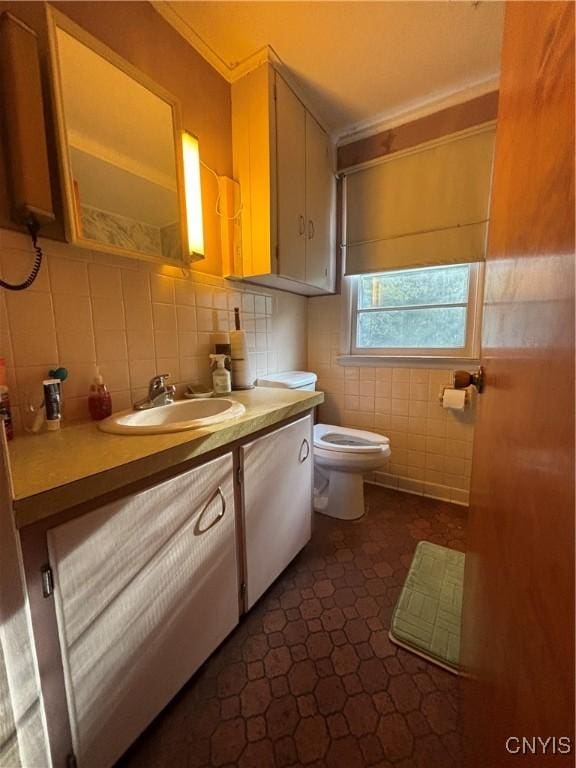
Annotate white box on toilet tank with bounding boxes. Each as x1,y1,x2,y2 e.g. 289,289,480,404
256,371,317,391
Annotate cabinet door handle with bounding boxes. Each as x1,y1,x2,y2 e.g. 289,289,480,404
307,220,315,239
195,485,226,533
298,215,305,235
299,438,310,463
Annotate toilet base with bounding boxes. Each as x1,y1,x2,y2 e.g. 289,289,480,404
314,470,366,520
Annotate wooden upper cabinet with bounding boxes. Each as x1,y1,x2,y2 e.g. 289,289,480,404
305,111,335,290
231,63,335,295
276,74,307,282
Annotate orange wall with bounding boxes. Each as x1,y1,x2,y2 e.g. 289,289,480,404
0,0,231,275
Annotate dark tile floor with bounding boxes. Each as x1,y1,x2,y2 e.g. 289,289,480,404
118,485,466,768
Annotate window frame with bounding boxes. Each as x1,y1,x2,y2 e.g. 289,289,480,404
348,262,483,360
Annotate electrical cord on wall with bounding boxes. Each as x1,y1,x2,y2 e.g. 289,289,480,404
0,216,43,291
200,160,243,220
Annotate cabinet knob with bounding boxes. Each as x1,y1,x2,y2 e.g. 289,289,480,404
298,215,305,235
299,438,310,463
307,220,315,239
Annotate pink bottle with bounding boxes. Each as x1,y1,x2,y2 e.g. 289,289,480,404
88,369,112,421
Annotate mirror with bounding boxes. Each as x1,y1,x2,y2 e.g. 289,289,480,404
47,9,191,264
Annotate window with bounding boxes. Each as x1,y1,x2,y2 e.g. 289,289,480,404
351,263,481,358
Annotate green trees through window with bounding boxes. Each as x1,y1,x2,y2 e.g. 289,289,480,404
356,265,471,349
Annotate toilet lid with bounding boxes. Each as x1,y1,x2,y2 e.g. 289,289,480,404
256,371,317,389
313,424,390,454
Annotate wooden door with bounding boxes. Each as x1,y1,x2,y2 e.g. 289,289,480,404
47,455,238,768
275,73,307,282
241,416,313,609
462,3,575,767
305,111,335,291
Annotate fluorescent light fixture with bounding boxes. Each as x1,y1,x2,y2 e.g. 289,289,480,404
182,131,204,257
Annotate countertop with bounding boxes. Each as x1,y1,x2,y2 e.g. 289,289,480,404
8,388,323,528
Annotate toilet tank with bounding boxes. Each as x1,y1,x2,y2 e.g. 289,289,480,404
256,371,317,391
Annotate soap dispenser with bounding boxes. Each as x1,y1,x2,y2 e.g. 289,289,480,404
209,354,232,395
89,368,112,421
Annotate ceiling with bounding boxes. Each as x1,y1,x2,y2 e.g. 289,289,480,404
159,1,505,140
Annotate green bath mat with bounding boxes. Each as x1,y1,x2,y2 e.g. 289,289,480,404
389,541,465,674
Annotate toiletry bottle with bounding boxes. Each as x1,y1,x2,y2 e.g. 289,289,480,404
43,379,62,431
89,368,112,421
212,332,232,372
209,354,232,395
0,357,13,440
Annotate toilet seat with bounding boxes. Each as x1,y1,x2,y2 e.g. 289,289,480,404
313,424,390,454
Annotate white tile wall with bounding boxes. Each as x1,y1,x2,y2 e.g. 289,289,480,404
0,228,307,432
308,293,475,505
0,225,475,505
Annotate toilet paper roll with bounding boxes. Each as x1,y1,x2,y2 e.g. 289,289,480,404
442,388,467,411
230,329,247,355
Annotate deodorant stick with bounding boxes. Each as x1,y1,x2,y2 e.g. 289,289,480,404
43,379,62,431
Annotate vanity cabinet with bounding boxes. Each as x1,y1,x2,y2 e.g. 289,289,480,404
241,415,313,609
20,409,317,768
46,454,238,768
231,63,335,295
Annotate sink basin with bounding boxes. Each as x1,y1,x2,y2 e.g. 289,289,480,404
99,398,246,435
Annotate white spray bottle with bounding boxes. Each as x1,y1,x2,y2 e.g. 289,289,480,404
209,354,232,395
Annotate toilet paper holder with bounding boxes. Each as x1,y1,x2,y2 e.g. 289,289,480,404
437,366,484,407
438,387,471,408
452,366,485,393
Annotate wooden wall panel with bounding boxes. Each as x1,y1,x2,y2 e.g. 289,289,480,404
462,3,575,766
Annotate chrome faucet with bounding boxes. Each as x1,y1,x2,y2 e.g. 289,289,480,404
134,374,176,410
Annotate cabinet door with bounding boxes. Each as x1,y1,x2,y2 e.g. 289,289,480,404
242,415,313,610
47,455,238,768
305,112,335,290
275,73,307,282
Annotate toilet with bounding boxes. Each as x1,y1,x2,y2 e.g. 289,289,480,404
256,371,392,520
313,424,391,520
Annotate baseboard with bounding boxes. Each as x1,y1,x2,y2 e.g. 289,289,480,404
365,478,469,507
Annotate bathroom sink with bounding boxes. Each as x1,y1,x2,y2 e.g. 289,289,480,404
98,398,246,435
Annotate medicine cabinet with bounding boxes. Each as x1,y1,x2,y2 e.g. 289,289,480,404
46,7,195,265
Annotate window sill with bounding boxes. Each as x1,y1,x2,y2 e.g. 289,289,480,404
337,354,480,369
